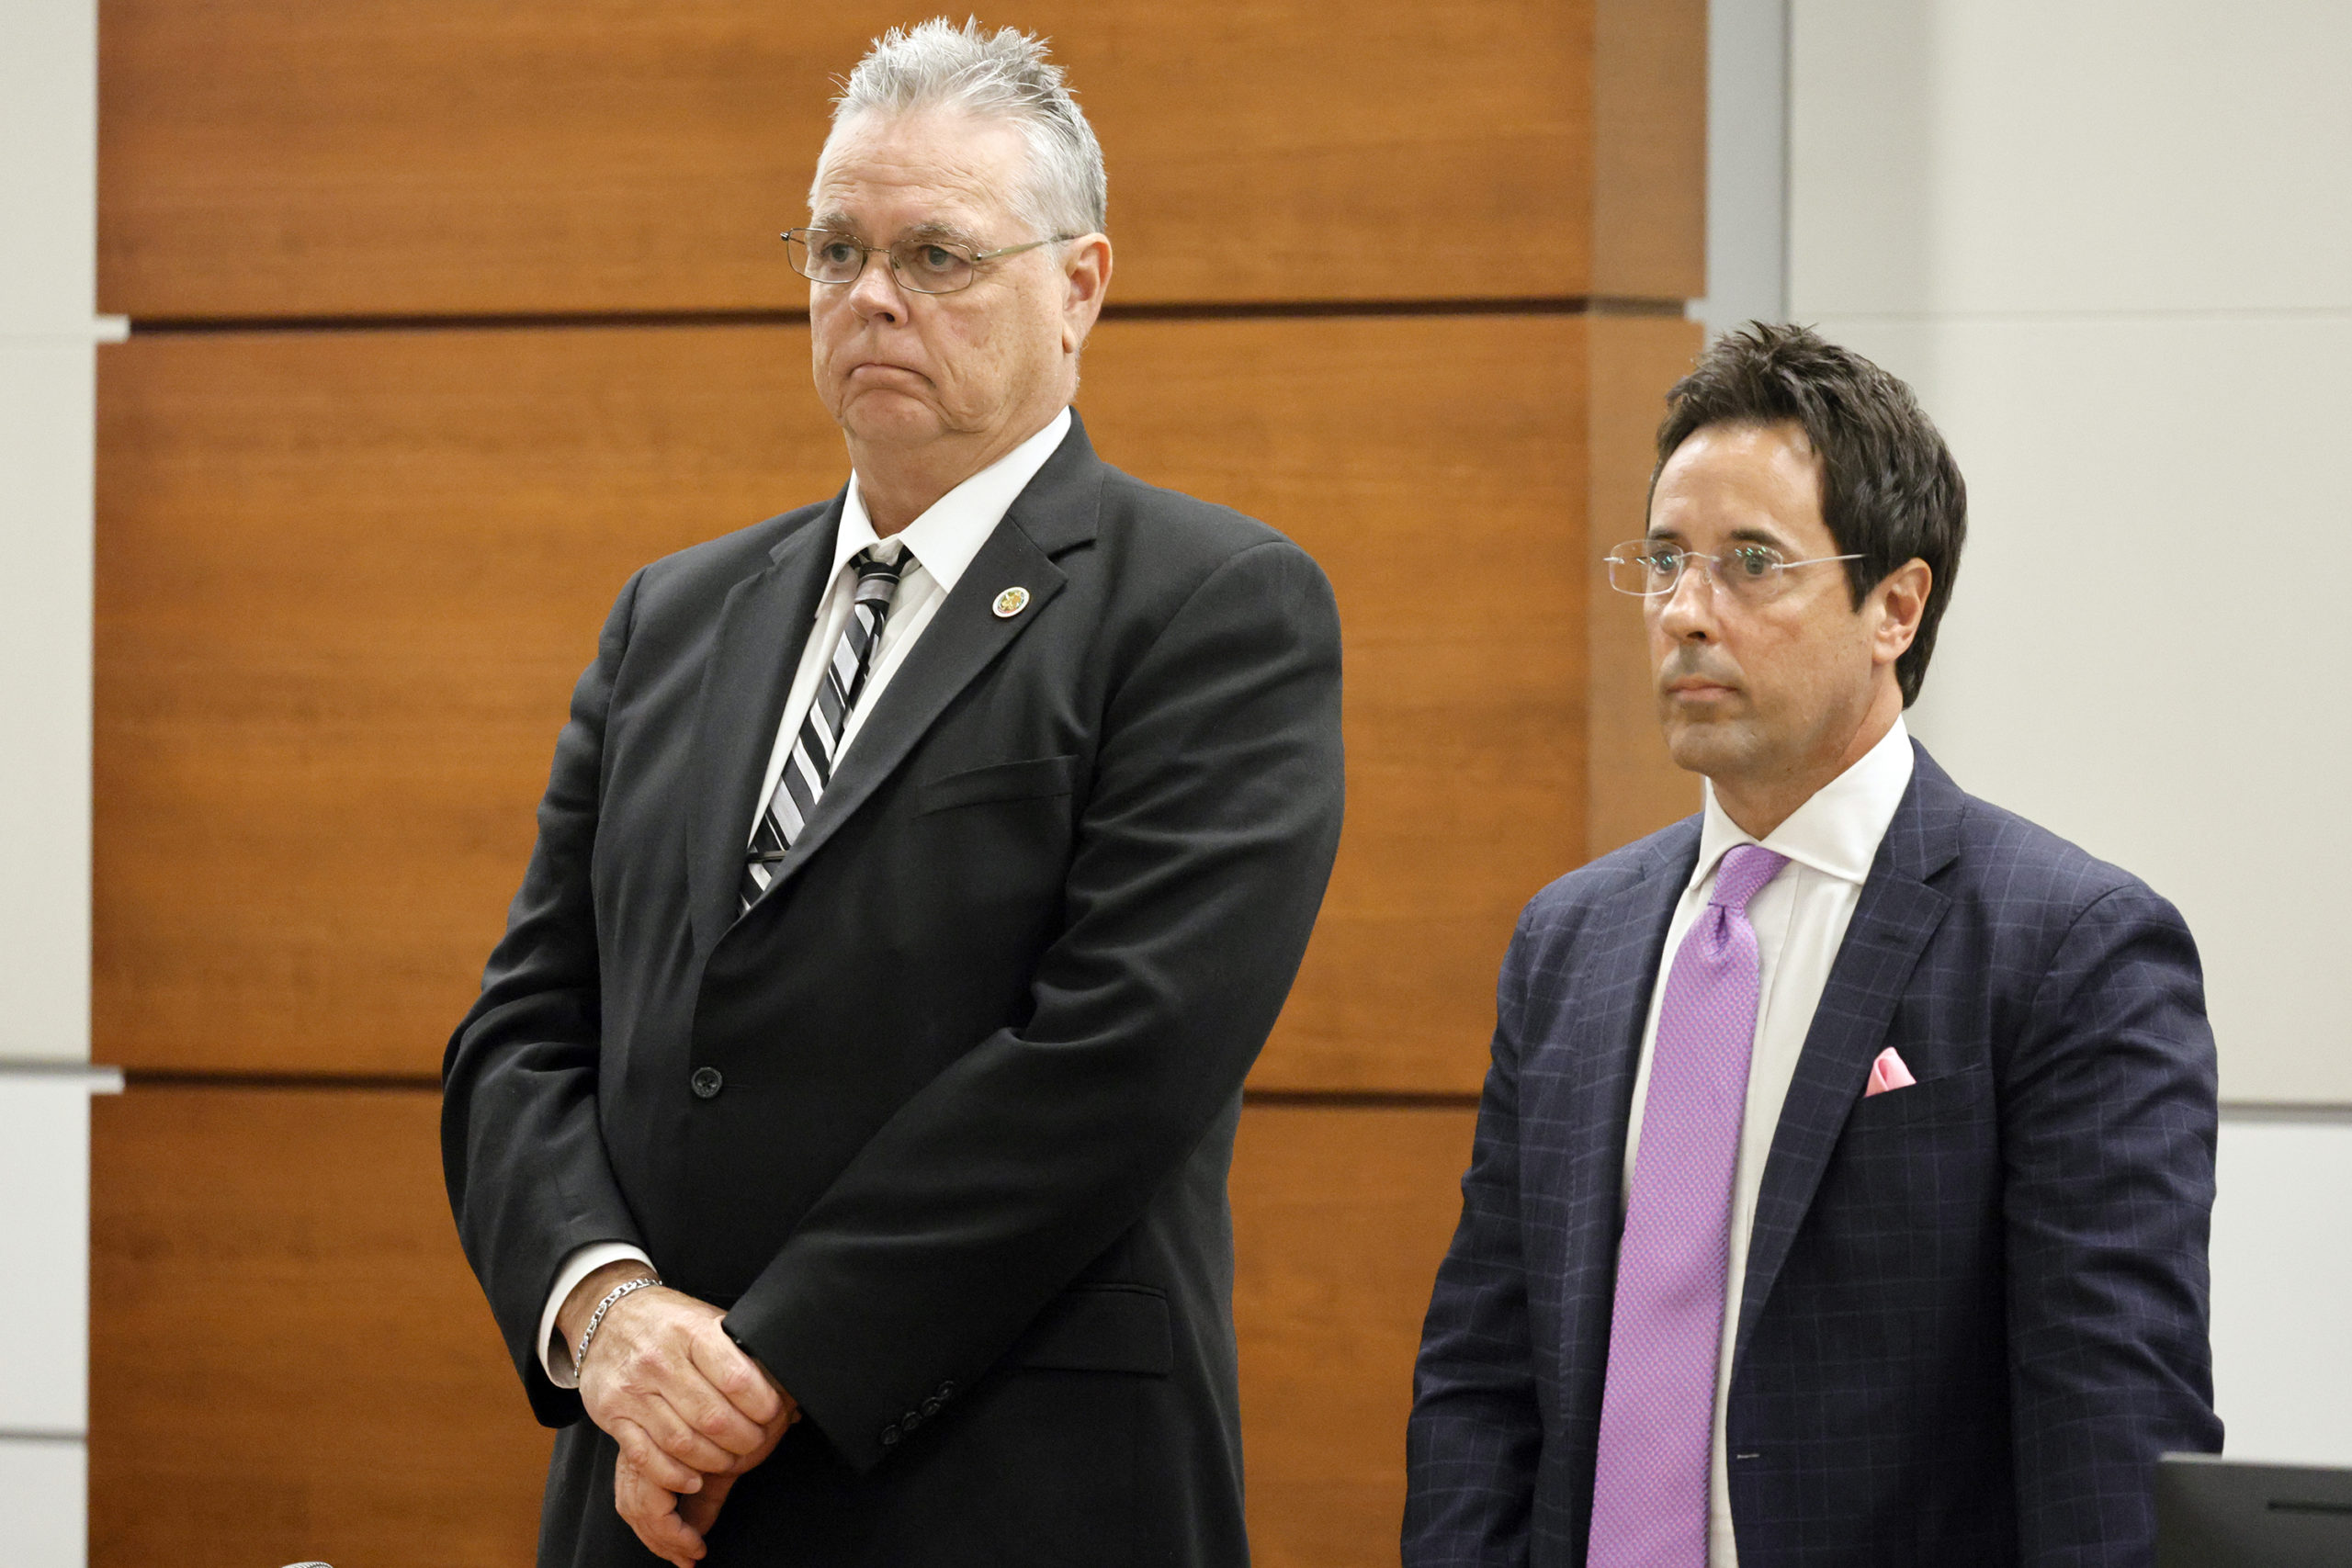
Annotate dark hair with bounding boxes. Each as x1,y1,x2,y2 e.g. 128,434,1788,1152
1652,321,1966,705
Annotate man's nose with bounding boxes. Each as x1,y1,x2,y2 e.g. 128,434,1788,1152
847,252,907,322
1653,560,1718,639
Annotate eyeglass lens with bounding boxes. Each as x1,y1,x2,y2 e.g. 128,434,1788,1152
1606,542,1792,601
786,231,976,294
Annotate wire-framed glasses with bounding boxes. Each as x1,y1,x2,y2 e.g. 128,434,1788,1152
781,227,1073,296
1604,538,1863,604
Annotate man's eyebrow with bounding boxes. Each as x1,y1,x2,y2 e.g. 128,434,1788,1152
1643,524,1801,552
1725,524,1797,551
893,219,985,247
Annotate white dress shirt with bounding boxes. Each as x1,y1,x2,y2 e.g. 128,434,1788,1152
1620,716,1915,1568
533,407,1073,1385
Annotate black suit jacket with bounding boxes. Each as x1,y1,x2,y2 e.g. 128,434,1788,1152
1407,745,2222,1567
443,414,1345,1567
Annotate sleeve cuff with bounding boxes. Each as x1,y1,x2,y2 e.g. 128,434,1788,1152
538,1241,657,1388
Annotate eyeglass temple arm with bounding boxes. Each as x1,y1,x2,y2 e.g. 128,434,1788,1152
970,234,1078,262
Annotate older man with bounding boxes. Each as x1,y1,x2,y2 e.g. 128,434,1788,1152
1406,325,2221,1566
443,20,1343,1567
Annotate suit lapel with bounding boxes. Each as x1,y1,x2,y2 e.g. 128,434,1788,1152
684,500,842,953
742,417,1104,908
750,519,1070,902
1732,743,1963,1366
1550,829,1699,1384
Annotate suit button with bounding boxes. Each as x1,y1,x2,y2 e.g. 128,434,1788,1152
938,1381,956,1399
879,1424,900,1448
690,1066,724,1100
901,1410,922,1432
921,1397,941,1417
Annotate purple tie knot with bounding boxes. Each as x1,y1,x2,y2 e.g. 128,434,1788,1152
1711,842,1789,914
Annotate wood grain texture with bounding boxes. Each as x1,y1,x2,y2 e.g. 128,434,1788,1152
93,325,842,1075
1592,0,1709,299
101,312,1589,1086
88,1089,1474,1567
1230,1103,1477,1567
97,0,1671,317
1081,316,1589,1092
1584,314,1706,857
88,1085,549,1568
95,317,1586,1086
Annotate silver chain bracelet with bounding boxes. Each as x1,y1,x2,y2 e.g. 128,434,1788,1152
572,1274,662,1379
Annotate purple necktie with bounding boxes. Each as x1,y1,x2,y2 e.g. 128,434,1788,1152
1588,841,1789,1568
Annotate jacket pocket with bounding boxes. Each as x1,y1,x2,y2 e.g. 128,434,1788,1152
915,753,1080,817
1846,1061,1993,1130
1009,1283,1173,1376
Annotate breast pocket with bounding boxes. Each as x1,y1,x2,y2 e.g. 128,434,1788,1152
1843,1061,1993,1133
1822,1063,2000,1280
914,753,1079,817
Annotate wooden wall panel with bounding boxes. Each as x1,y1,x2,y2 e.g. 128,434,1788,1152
1082,317,1587,1092
1586,314,1706,856
91,1,1707,1561
89,1086,549,1568
1590,0,1709,301
1231,1104,1477,1567
94,326,839,1075
95,0,1698,318
89,1089,1474,1568
96,316,1584,1087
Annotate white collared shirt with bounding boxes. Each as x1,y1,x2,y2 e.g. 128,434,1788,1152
533,406,1072,1386
747,405,1072,840
1621,716,1916,1568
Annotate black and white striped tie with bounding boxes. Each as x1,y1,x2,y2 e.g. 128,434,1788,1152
741,542,909,906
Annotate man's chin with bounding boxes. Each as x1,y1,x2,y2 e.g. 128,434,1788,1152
838,395,950,448
1659,716,1756,779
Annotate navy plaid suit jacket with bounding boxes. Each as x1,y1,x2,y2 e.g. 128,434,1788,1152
1406,743,2222,1567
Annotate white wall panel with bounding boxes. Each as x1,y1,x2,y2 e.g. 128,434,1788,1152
0,1079,92,1432
1791,0,2352,317
0,1438,86,1568
1696,0,1790,337
2211,1118,2352,1463
0,0,95,333
3,0,97,1067
0,340,96,1064
6,3,100,1561
1810,312,2350,1102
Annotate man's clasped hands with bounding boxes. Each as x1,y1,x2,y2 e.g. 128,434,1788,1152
561,1263,799,1567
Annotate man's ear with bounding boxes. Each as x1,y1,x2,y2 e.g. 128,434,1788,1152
1870,558,1932,669
1060,233,1113,354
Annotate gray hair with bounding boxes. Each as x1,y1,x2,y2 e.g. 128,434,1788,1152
820,17,1108,241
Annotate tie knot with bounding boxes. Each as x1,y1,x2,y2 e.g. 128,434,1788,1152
853,542,909,597
1710,842,1788,913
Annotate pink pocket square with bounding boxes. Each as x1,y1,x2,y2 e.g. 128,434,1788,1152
1863,1047,1917,1098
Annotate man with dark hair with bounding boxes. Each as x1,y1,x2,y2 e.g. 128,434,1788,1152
1405,322,2221,1566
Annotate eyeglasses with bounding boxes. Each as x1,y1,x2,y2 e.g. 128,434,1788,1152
781,227,1074,296
1604,538,1864,604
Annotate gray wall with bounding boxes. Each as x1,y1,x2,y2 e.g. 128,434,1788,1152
0,1,105,1560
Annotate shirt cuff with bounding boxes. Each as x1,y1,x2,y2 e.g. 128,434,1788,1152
538,1241,657,1389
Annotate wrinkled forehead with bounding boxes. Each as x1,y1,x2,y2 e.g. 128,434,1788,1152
808,108,1030,239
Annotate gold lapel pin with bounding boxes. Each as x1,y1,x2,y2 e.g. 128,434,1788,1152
992,586,1031,619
